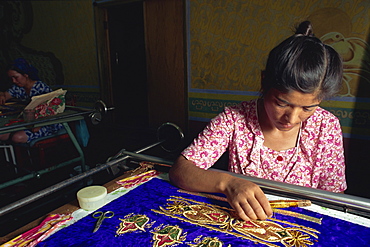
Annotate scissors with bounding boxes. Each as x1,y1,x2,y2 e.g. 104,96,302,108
92,211,114,233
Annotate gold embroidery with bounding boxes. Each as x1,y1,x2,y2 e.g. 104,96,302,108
151,224,187,247
152,209,280,247
269,218,320,236
178,189,322,223
189,236,225,247
273,209,322,224
170,196,233,212
282,230,315,247
152,196,320,247
116,213,154,235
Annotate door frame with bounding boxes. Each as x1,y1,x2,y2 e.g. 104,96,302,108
93,0,187,131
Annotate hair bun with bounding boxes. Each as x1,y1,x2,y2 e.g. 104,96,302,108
295,21,314,37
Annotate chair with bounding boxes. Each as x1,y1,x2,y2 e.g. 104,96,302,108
0,142,18,173
14,125,83,170
0,122,86,190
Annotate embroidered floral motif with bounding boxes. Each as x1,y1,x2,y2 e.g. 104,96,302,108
151,224,187,247
165,200,191,214
282,230,314,247
152,196,320,247
232,219,290,242
189,236,225,247
116,214,153,235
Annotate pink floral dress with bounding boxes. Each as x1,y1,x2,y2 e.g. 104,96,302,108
182,100,347,192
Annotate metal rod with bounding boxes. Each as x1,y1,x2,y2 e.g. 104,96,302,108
0,156,127,216
0,142,167,216
62,123,86,171
0,157,83,190
106,140,165,165
0,123,85,190
119,150,173,165
215,169,370,217
0,110,91,133
134,140,164,154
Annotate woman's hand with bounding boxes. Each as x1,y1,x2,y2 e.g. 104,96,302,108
0,91,12,105
170,155,273,221
0,94,6,105
222,176,273,221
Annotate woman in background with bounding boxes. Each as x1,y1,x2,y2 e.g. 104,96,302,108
170,21,346,222
0,58,63,143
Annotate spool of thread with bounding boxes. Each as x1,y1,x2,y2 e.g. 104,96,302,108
77,186,107,210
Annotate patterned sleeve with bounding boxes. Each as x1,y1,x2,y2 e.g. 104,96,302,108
31,81,52,96
317,115,347,192
7,81,52,99
7,84,22,98
181,107,235,169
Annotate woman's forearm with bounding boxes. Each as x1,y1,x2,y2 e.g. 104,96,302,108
169,155,272,221
169,155,233,194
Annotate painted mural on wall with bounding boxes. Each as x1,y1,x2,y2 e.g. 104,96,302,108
188,0,370,139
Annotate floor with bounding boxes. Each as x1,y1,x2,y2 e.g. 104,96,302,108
0,120,184,237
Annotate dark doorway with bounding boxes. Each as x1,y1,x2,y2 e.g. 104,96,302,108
107,2,148,129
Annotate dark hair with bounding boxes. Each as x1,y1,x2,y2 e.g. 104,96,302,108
7,58,40,81
261,21,343,100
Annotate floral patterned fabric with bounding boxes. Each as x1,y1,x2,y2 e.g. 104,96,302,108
6,81,63,143
182,99,347,192
34,89,66,119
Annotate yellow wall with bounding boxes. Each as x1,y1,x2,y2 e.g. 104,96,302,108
21,0,99,107
189,0,370,139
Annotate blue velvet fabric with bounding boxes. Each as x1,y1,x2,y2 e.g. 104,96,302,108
38,178,370,246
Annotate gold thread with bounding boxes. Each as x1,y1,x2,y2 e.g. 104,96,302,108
272,209,322,224
174,193,322,224
270,218,320,235
169,195,233,212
